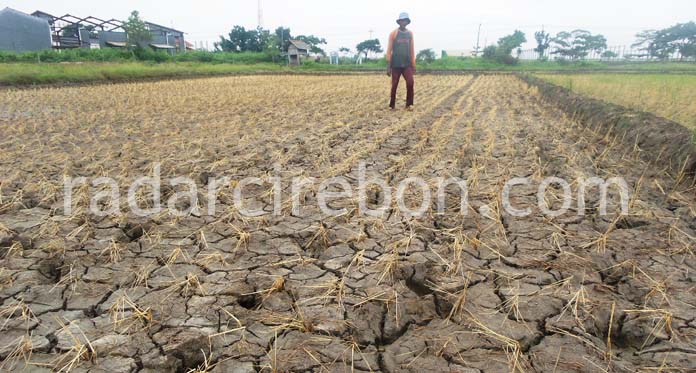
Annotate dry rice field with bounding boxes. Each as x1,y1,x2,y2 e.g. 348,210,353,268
0,75,695,372
539,74,696,130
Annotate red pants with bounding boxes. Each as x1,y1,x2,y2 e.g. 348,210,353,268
390,67,414,108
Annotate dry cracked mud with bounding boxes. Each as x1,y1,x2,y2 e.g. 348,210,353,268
0,75,695,372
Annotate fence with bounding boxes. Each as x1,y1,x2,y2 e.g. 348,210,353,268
516,45,693,62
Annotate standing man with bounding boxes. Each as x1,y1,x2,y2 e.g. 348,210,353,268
386,12,416,109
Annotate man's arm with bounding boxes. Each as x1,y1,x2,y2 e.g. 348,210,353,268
386,30,396,66
410,31,416,69
386,30,396,76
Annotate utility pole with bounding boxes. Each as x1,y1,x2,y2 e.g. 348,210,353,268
257,0,264,28
474,23,482,56
539,25,551,58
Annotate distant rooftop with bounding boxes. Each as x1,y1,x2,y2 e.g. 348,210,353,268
145,21,185,35
289,39,310,50
2,7,49,22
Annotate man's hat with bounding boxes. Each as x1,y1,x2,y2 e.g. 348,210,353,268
397,12,411,25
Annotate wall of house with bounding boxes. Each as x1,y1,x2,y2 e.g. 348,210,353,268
0,9,52,52
79,29,91,48
150,33,181,50
98,30,128,49
147,25,185,52
288,46,302,65
99,29,187,52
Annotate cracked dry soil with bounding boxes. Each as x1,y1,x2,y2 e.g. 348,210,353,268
1,75,695,372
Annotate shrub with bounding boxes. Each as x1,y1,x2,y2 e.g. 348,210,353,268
132,47,171,62
497,53,519,65
482,46,520,65
0,48,276,65
482,46,497,59
0,51,20,62
173,51,273,64
174,51,214,63
555,58,571,66
416,49,436,63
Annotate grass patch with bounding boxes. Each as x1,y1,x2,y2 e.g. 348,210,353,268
538,73,696,129
302,58,696,72
0,62,284,85
0,49,276,64
422,58,696,72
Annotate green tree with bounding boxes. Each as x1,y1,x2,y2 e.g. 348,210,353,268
356,39,383,59
216,26,248,52
667,22,696,60
216,26,271,52
601,50,618,59
632,30,664,59
251,28,272,52
681,44,696,60
214,25,328,59
551,30,607,59
123,11,151,48
482,30,526,64
416,48,436,63
482,45,497,59
274,27,292,52
497,30,527,55
534,30,551,59
633,22,696,60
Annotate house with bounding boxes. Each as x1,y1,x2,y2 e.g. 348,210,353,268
145,22,186,53
0,8,52,52
287,39,310,66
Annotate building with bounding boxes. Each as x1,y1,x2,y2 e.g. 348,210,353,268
27,10,186,53
443,50,474,58
287,39,310,66
145,22,186,53
98,23,186,53
0,8,52,52
31,11,125,49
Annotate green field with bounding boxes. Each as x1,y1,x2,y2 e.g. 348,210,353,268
2,55,696,87
539,73,696,130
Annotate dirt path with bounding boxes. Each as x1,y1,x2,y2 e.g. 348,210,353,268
0,75,694,372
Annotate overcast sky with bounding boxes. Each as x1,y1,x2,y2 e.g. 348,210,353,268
3,0,695,53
